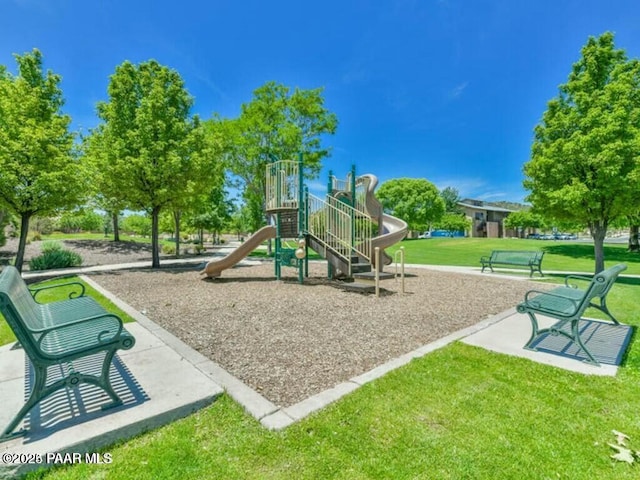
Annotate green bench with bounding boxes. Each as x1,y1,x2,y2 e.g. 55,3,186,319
0,266,136,439
517,263,627,366
480,250,544,277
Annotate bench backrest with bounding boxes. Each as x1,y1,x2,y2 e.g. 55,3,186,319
491,250,543,264
583,263,627,303
0,266,43,351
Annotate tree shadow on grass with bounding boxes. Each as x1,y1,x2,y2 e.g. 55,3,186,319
542,244,640,264
63,239,153,254
545,273,640,287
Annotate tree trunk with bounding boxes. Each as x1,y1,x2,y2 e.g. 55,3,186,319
151,207,161,268
590,221,607,274
15,213,31,272
629,225,639,253
173,210,181,257
112,212,120,242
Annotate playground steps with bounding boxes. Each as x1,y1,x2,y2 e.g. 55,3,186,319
340,281,376,294
351,271,395,283
307,234,372,277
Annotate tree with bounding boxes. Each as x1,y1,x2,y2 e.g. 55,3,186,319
186,183,233,244
211,81,338,231
523,33,640,273
83,130,129,241
503,210,544,236
626,211,640,252
0,209,9,247
121,214,152,237
435,213,471,236
93,60,216,268
440,187,462,214
376,178,445,232
0,49,86,271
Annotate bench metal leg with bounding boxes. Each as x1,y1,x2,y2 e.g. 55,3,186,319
1,350,124,440
523,312,600,366
571,319,600,366
589,298,620,325
2,364,48,439
523,311,540,350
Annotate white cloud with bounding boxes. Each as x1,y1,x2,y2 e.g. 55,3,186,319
432,177,487,197
448,81,469,100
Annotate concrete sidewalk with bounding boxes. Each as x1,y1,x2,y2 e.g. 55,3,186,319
0,313,224,478
462,309,623,375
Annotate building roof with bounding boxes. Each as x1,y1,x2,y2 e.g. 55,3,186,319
457,201,515,213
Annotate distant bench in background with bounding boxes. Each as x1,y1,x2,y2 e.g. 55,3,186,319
480,250,544,277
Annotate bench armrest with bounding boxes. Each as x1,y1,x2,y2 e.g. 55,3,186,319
480,256,491,263
563,274,592,289
30,281,86,303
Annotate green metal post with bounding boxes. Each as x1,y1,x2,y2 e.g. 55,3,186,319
327,169,333,279
274,160,282,280
349,164,356,206
297,153,304,284
304,186,309,278
350,164,356,271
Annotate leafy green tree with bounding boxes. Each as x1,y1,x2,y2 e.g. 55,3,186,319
376,178,445,232
524,33,640,272
186,183,233,244
93,60,214,268
211,81,337,231
83,130,129,241
0,209,9,247
628,215,640,253
440,187,462,214
0,49,86,271
503,210,545,236
121,214,152,237
434,213,471,236
57,209,103,233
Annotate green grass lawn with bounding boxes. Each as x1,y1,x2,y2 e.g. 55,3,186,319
387,237,640,275
1,238,638,478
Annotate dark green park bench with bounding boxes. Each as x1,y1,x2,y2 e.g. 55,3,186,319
517,263,627,366
0,266,136,439
480,250,544,277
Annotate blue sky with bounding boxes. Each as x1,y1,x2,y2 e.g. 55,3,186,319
3,0,640,203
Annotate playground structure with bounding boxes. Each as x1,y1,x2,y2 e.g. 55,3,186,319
201,155,408,283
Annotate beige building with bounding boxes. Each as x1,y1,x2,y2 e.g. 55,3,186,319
458,199,517,238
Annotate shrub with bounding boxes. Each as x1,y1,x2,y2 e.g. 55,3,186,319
161,244,176,255
29,249,83,271
41,240,63,253
27,231,42,242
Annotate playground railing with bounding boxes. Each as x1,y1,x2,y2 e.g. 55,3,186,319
307,193,373,268
330,175,350,194
265,160,299,211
